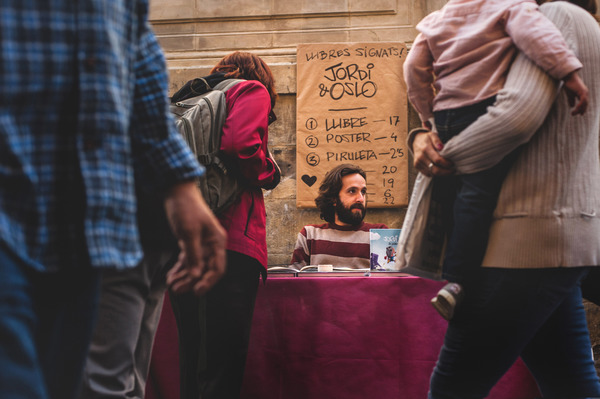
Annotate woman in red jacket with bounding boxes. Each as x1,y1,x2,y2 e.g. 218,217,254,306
170,51,280,399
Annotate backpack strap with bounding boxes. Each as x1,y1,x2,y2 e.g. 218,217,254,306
170,77,211,103
213,79,245,92
206,79,245,175
170,72,231,103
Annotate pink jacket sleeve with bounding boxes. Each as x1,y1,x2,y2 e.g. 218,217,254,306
403,32,436,123
505,1,582,79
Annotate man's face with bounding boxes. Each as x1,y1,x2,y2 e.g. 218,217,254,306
334,173,367,226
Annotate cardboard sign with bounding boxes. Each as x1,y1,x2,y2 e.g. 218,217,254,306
296,42,408,208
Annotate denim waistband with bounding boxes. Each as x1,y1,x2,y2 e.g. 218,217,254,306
434,95,497,118
434,95,497,143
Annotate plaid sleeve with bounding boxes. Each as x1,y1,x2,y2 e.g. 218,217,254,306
130,18,204,193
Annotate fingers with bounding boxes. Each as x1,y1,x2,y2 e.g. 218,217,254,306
571,95,588,116
415,159,455,178
566,91,575,108
193,268,224,296
428,162,456,177
166,252,195,294
168,225,227,296
413,131,455,177
193,243,226,296
429,132,443,151
180,229,205,281
164,181,227,296
563,72,588,116
167,235,227,296
415,158,435,177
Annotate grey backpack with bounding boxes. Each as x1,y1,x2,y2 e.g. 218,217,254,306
170,78,245,214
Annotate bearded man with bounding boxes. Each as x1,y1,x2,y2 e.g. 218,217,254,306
290,164,387,269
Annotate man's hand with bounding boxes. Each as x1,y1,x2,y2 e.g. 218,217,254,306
412,130,455,177
164,181,227,296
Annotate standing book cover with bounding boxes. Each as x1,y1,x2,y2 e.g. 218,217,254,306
370,229,402,271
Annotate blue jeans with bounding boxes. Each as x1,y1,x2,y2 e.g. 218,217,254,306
429,267,600,399
0,246,101,399
433,96,518,284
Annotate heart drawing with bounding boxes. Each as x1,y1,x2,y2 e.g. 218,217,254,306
301,174,317,187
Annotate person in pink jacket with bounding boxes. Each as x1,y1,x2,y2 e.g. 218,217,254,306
169,51,280,399
403,0,589,320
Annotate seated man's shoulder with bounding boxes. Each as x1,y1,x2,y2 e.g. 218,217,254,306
301,222,388,238
361,222,388,231
301,222,333,236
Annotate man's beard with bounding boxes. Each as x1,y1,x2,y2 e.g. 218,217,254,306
335,198,366,225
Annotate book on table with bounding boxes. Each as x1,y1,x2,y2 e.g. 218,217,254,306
295,265,370,277
267,264,369,277
267,228,407,277
267,264,409,277
369,228,402,271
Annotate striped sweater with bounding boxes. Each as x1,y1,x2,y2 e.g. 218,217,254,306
291,222,387,269
399,1,600,271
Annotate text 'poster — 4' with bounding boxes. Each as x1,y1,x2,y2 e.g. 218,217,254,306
296,42,408,208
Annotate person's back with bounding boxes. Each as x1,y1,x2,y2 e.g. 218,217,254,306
0,3,227,399
169,51,282,399
425,2,600,397
400,0,600,274
403,0,588,320
400,2,600,397
478,1,600,267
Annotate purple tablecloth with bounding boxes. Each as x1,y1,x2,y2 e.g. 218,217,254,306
146,276,540,399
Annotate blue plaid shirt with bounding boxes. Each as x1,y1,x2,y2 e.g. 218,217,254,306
0,1,204,271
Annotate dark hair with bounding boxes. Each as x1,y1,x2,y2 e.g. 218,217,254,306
210,51,278,108
314,164,367,223
569,0,598,15
537,0,598,15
